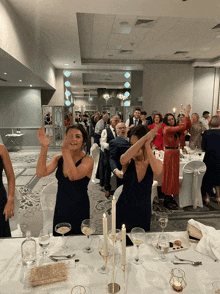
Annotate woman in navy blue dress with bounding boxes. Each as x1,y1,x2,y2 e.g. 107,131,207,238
116,125,163,232
0,144,15,237
37,124,94,235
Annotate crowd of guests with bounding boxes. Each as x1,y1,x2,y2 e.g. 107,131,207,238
1,107,220,237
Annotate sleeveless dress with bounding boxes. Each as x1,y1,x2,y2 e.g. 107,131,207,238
0,155,11,237
116,159,153,232
53,157,90,236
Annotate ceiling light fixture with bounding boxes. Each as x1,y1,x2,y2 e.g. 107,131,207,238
19,80,22,82
65,63,69,65
4,72,7,75
30,85,32,87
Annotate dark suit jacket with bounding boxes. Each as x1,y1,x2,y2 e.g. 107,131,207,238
146,116,153,125
109,136,130,172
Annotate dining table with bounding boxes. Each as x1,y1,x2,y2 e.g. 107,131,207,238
0,231,219,293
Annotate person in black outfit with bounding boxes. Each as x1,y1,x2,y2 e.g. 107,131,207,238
201,115,220,203
0,144,15,237
109,122,130,188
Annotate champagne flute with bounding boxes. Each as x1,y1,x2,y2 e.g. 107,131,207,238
158,213,168,235
157,234,169,261
55,222,71,250
81,219,95,253
98,239,112,274
130,227,146,265
39,229,50,256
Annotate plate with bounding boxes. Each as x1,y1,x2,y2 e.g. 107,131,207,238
152,237,189,254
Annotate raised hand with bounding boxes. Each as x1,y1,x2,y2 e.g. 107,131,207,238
37,127,50,147
185,104,191,114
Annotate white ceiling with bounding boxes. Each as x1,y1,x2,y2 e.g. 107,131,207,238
2,0,220,95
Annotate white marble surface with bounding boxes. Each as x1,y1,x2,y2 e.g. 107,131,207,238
0,231,219,293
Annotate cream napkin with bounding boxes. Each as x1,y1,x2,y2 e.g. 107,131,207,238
188,219,220,261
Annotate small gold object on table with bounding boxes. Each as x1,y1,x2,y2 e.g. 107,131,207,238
29,262,68,287
169,268,187,292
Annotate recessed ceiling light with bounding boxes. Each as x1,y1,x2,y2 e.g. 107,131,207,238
30,85,32,87
65,64,69,65
4,72,7,75
19,80,22,82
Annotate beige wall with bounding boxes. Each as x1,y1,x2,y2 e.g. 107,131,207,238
143,63,194,116
48,70,64,106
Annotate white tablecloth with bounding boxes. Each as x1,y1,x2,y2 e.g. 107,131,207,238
0,231,219,293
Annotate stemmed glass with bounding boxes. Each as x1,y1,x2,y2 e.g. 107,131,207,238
158,213,168,235
130,227,146,265
81,219,95,253
98,239,112,274
55,222,71,250
39,229,50,256
157,234,169,261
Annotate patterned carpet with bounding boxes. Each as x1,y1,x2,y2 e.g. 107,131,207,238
5,149,220,237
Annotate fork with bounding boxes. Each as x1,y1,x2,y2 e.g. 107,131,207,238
175,255,202,265
172,261,202,266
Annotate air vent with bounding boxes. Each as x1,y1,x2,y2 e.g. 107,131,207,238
0,78,7,82
174,51,189,55
119,50,133,54
212,23,220,29
135,19,154,28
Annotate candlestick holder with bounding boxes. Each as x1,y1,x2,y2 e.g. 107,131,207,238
169,268,186,292
121,264,127,294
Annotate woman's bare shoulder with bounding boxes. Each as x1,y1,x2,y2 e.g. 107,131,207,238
0,144,7,154
82,155,94,164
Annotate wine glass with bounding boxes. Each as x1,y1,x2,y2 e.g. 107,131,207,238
81,219,95,253
157,234,169,261
130,227,146,265
158,213,168,235
55,222,71,250
39,229,50,256
98,239,112,274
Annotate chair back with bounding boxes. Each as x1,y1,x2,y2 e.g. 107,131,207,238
179,160,206,209
40,181,57,235
114,185,123,202
151,180,158,206
5,184,23,237
90,143,100,183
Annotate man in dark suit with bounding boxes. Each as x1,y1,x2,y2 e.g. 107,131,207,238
146,110,158,125
125,108,142,130
109,122,130,188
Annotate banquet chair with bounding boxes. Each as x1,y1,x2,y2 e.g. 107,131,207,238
90,143,100,184
40,181,57,235
114,184,123,202
179,161,206,209
4,184,23,237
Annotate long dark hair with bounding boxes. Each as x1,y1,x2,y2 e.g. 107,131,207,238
163,113,181,140
66,124,89,145
129,124,151,140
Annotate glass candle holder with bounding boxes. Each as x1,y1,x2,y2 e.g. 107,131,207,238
169,268,186,292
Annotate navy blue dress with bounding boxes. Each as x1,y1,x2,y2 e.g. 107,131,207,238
0,155,11,237
116,159,153,232
53,157,90,236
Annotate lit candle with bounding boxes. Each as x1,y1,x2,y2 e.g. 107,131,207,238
103,213,108,257
112,195,116,235
122,224,126,266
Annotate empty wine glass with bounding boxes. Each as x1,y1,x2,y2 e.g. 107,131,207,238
39,229,50,256
81,219,95,253
130,227,146,265
157,234,169,261
55,222,71,250
98,239,112,274
158,213,168,235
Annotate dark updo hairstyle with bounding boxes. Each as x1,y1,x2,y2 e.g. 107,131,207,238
153,112,163,123
163,113,181,140
129,124,151,140
66,124,89,145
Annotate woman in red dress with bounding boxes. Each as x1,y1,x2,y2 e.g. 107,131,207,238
162,105,191,209
148,113,165,150
177,114,192,149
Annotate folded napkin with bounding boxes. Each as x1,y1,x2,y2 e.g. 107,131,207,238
188,219,220,261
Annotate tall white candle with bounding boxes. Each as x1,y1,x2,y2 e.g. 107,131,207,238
103,213,108,257
112,196,116,235
122,224,126,266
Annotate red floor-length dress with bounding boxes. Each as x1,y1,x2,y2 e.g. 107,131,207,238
162,117,190,195
148,123,165,150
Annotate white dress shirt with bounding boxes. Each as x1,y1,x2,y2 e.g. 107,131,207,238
100,125,117,151
199,117,209,130
125,117,141,127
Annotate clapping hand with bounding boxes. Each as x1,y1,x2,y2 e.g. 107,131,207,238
62,135,70,151
37,127,50,147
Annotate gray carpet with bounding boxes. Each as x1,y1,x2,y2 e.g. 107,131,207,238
6,149,220,237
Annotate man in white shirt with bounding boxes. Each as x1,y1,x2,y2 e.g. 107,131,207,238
125,108,142,129
199,111,210,130
94,114,109,146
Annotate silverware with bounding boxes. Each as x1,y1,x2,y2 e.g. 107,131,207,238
174,255,202,265
172,261,202,266
50,254,75,259
49,255,76,262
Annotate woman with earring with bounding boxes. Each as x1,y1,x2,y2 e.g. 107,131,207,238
201,115,220,203
162,105,191,210
36,124,94,235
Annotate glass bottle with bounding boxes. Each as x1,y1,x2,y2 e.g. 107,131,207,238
21,231,36,266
